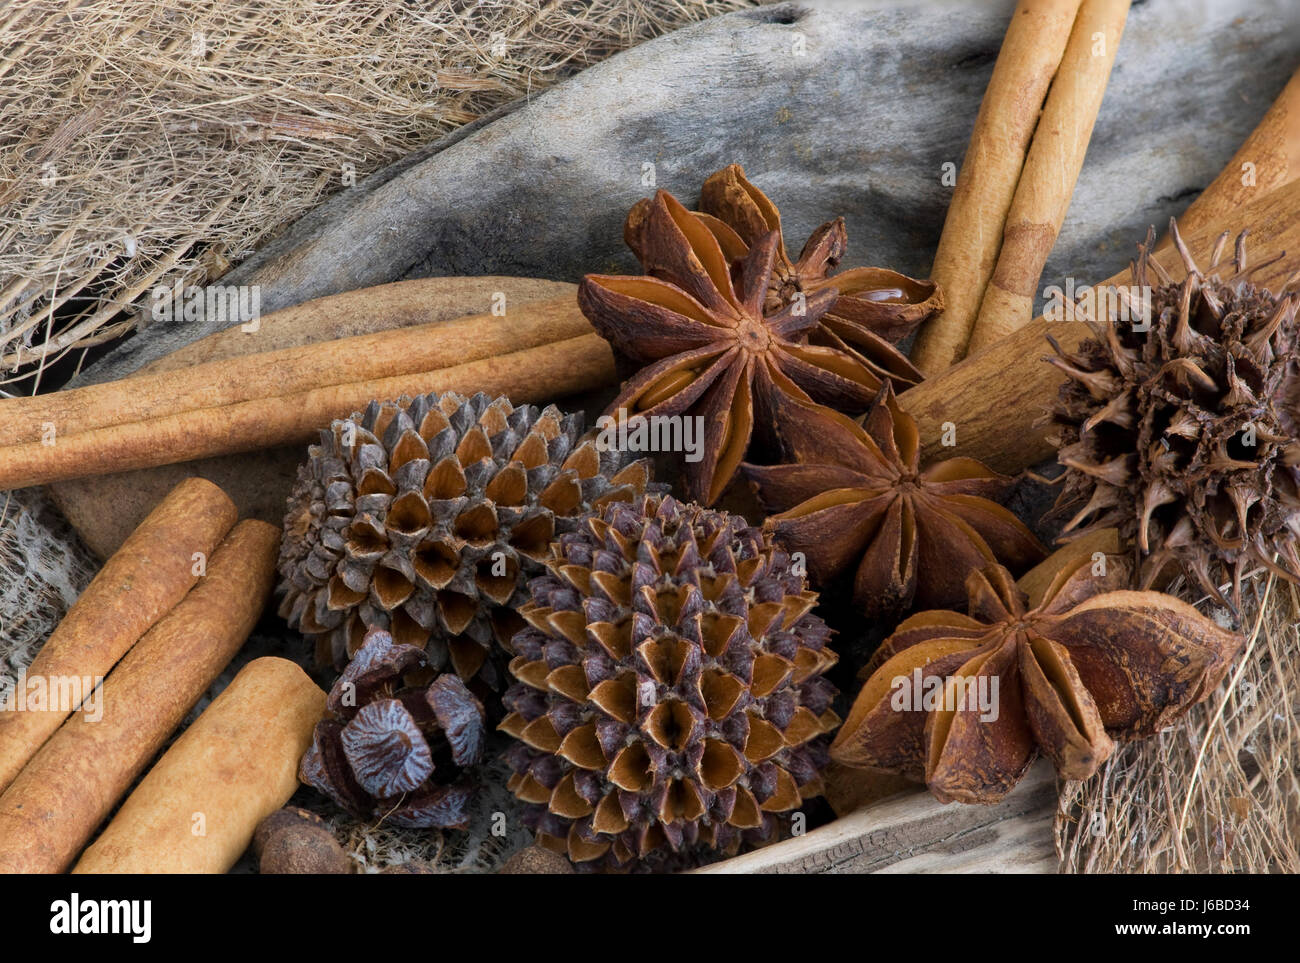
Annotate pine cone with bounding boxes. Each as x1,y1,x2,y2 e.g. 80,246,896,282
278,391,654,686
299,627,486,828
500,494,840,867
1047,224,1300,611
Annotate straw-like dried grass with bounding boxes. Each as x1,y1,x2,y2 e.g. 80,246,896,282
1056,572,1300,873
0,0,751,389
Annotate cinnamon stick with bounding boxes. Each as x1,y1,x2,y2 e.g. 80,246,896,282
2,291,593,446
0,477,236,792
910,0,1083,376
0,332,615,490
0,520,278,874
898,177,1300,474
72,657,325,874
965,0,1129,355
135,276,576,375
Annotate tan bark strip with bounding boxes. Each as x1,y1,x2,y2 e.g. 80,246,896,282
0,478,236,792
909,0,1083,377
71,657,325,874
965,0,1129,355
0,288,590,443
0,520,278,873
0,333,616,490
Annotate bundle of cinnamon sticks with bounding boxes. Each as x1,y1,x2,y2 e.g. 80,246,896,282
0,478,325,873
897,47,1300,470
0,288,616,492
912,0,1300,385
912,0,1130,374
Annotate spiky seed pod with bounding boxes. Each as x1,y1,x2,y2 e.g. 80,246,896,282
1047,223,1300,610
278,391,654,686
299,627,486,829
499,494,840,867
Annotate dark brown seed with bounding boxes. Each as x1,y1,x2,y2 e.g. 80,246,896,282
259,824,352,875
498,845,576,875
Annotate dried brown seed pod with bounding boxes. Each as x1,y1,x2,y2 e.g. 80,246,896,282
259,823,353,875
698,163,941,382
278,390,654,684
252,806,328,858
832,552,1242,804
744,385,1045,618
580,188,900,505
498,845,575,875
1047,223,1300,611
500,494,840,867
299,627,486,829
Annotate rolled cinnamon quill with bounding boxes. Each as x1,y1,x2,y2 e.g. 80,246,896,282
0,477,236,792
2,290,594,446
910,0,1083,376
0,332,614,491
72,657,326,874
965,0,1130,355
0,520,278,874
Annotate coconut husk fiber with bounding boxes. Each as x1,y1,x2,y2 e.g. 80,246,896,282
1055,573,1300,873
0,489,97,687
0,0,752,385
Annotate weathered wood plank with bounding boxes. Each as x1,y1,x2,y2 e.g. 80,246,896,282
698,761,1058,874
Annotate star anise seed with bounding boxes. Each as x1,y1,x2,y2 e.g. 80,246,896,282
830,553,1242,804
697,163,943,389
580,188,895,504
744,384,1045,617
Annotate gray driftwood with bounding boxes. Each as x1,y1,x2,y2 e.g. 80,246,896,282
698,761,1060,874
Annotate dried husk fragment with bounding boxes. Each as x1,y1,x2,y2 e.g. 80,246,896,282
831,549,1243,804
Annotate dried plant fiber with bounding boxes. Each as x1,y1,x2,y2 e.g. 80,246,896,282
1057,574,1300,873
0,0,752,384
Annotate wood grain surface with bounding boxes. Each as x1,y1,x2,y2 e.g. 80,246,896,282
698,761,1059,874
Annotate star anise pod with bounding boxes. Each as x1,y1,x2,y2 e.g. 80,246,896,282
695,163,942,389
830,554,1242,804
579,188,895,505
743,384,1045,617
